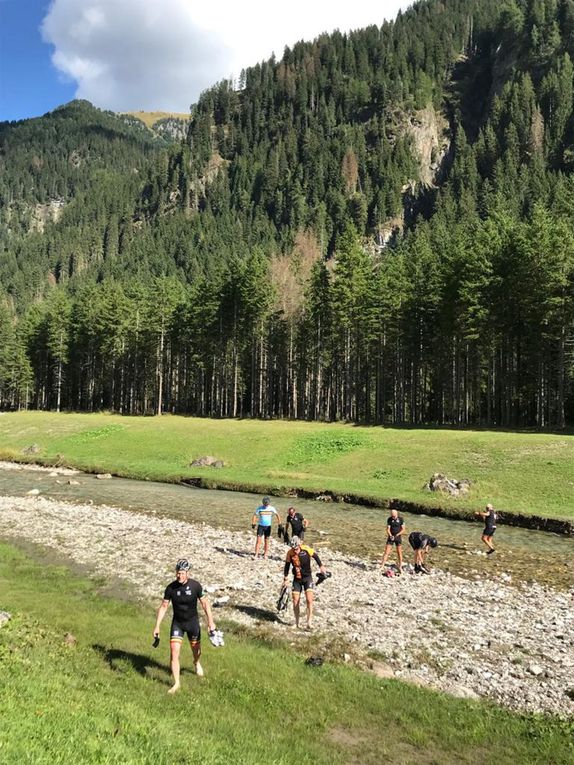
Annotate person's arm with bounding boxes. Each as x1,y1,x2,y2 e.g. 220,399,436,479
474,511,487,520
275,509,282,525
199,595,216,632
252,510,259,528
283,553,291,583
153,599,170,637
386,525,392,538
302,517,309,529
396,523,405,537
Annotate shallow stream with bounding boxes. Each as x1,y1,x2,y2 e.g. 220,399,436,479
1,465,572,590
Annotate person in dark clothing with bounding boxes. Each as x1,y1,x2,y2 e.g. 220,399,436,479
282,536,326,629
408,531,438,573
475,503,497,554
284,506,308,542
380,509,405,574
153,559,218,694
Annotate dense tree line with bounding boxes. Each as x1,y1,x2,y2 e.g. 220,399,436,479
0,0,573,426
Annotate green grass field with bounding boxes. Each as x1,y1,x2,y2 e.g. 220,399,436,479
1,411,573,519
1,542,572,765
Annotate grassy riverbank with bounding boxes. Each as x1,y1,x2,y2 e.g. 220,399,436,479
1,411,573,519
0,541,572,765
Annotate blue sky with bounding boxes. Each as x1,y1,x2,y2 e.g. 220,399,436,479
0,0,75,121
0,0,408,123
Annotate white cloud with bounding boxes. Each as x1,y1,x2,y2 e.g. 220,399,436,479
41,0,410,113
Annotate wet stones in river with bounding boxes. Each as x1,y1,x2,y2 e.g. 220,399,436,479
190,456,225,468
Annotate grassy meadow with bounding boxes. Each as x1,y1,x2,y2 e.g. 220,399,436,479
0,411,573,519
0,541,572,765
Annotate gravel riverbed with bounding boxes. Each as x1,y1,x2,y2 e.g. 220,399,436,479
1,492,573,717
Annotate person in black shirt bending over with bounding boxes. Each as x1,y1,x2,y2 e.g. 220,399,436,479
475,503,497,554
380,509,405,574
408,531,438,573
153,559,217,694
284,506,308,543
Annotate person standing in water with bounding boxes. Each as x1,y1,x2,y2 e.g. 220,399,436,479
475,503,497,554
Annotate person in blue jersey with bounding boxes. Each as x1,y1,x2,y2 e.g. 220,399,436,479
252,496,282,559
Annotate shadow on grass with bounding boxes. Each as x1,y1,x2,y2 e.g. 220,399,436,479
92,644,172,680
233,604,280,622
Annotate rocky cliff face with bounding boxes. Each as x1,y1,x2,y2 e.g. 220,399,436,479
406,104,452,187
376,104,452,248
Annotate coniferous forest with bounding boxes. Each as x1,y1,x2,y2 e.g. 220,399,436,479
1,0,573,427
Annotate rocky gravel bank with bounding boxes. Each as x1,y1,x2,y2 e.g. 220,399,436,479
1,493,572,717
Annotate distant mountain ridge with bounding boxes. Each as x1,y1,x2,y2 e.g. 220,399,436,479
0,0,573,428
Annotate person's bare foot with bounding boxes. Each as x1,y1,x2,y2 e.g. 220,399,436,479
195,662,204,677
167,683,180,695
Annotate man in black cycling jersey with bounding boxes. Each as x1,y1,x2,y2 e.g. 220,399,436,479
380,508,405,574
408,531,438,573
153,559,217,694
475,503,497,554
284,506,308,543
282,536,326,630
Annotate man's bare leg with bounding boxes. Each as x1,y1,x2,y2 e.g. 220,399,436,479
168,640,182,694
292,592,301,628
482,534,495,553
254,535,262,558
380,544,392,568
263,536,270,559
396,545,403,574
191,640,204,677
305,589,314,629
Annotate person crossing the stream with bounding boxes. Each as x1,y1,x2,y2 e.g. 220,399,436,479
153,558,222,694
475,503,497,554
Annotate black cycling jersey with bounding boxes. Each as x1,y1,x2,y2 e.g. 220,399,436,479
485,507,497,530
284,545,322,579
408,531,433,550
387,516,404,537
163,578,204,625
286,513,305,536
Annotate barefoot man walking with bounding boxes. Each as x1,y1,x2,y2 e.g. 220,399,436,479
153,559,218,694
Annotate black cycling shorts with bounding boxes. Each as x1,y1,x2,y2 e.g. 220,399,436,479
292,576,314,593
170,617,201,644
386,535,402,546
257,525,272,538
483,527,496,538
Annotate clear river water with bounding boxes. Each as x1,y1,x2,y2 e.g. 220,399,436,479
1,466,572,590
